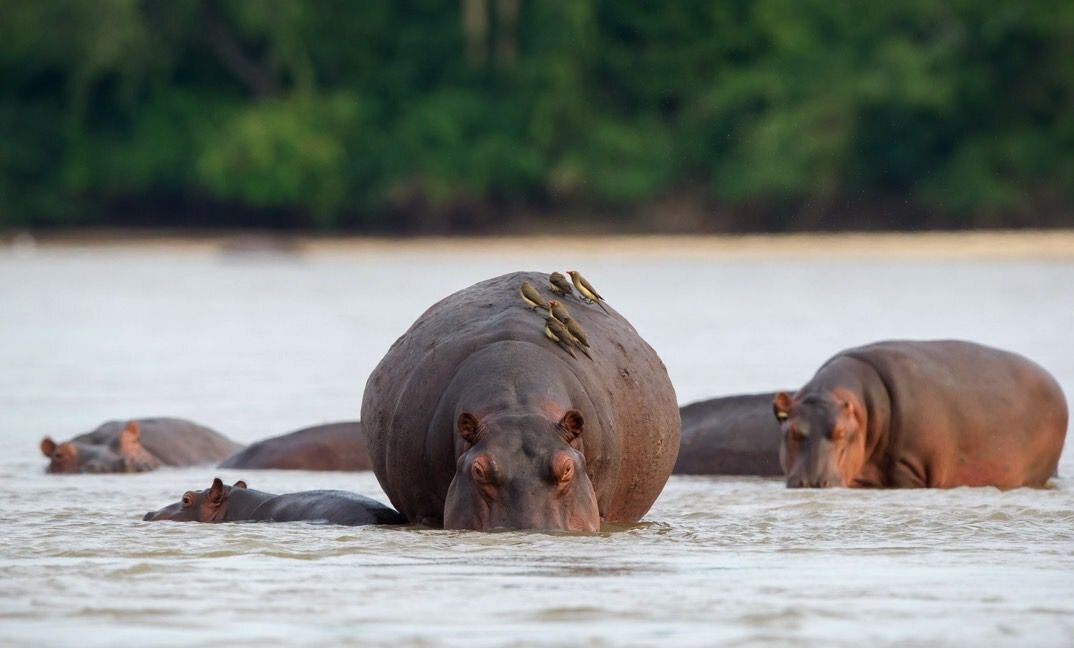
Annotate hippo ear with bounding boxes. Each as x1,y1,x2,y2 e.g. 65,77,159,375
557,410,585,445
456,412,482,446
233,480,248,489
41,437,57,457
208,477,227,504
773,393,793,423
118,421,141,453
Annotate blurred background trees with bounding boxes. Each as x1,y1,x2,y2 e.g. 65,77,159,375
1,0,1072,232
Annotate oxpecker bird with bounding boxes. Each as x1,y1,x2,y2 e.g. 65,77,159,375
519,281,550,311
544,317,577,359
548,300,592,359
547,299,571,323
567,270,609,313
548,272,574,297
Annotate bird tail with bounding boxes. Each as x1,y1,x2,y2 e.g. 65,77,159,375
596,300,609,314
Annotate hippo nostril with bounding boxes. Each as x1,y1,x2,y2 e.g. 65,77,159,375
143,512,154,521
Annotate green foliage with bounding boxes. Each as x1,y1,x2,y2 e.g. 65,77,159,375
0,0,1072,230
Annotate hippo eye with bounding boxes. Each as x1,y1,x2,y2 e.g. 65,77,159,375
470,457,497,485
181,493,194,508
551,453,576,485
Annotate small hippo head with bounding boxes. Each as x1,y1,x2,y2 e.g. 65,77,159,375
40,421,160,474
773,391,865,488
143,477,248,522
443,410,600,532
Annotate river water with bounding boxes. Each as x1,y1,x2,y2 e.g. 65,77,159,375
1,241,1072,646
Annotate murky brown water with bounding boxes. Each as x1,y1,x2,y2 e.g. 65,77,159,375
1,243,1072,646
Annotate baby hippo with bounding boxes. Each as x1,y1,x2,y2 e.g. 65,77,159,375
143,477,407,526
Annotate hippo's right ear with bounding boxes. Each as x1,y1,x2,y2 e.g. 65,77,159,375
41,437,57,457
456,412,482,446
773,393,793,423
233,480,248,489
209,477,227,504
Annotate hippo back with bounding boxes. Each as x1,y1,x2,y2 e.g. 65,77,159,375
219,422,371,471
362,271,680,525
78,418,241,466
675,393,786,476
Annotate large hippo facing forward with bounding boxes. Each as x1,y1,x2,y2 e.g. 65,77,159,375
220,421,371,471
773,340,1068,489
674,392,787,476
362,271,680,530
41,418,241,474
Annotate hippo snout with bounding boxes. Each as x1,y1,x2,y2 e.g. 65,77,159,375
786,476,835,488
143,511,155,521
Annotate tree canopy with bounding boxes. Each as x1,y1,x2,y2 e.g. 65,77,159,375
2,0,1072,231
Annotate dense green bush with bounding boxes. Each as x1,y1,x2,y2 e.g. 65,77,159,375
1,0,1071,231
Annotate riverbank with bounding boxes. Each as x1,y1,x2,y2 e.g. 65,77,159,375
6,228,1074,260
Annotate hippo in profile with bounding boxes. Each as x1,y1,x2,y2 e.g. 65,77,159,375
41,418,241,474
219,421,371,471
773,340,1068,489
362,271,680,531
143,477,406,525
674,392,788,476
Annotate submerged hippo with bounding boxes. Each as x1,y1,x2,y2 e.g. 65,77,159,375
362,271,680,531
41,418,241,474
219,421,371,471
143,477,405,525
674,392,787,476
773,340,1068,489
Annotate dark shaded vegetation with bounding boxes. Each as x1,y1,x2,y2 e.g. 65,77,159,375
1,0,1072,233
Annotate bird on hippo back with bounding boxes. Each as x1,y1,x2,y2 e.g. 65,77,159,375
362,271,680,532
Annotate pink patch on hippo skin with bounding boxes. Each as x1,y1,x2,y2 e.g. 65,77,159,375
535,399,567,422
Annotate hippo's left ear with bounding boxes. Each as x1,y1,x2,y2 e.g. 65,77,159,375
557,410,584,447
41,437,57,458
118,421,141,453
773,393,793,423
208,477,227,504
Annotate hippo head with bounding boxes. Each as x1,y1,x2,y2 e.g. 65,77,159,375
143,477,248,522
773,391,865,488
443,410,600,532
40,421,160,474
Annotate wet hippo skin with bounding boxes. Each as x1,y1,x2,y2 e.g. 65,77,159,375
143,478,405,525
362,271,680,531
41,418,242,474
219,422,371,471
773,340,1068,489
674,392,788,476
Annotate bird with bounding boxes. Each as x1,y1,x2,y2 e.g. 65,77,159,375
544,317,577,358
567,270,609,313
547,299,571,323
563,318,591,352
548,301,592,359
519,281,550,311
548,272,574,297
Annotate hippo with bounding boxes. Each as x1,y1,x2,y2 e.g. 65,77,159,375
773,340,1068,489
143,477,406,525
219,421,371,471
674,392,788,476
362,271,680,531
41,418,242,474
